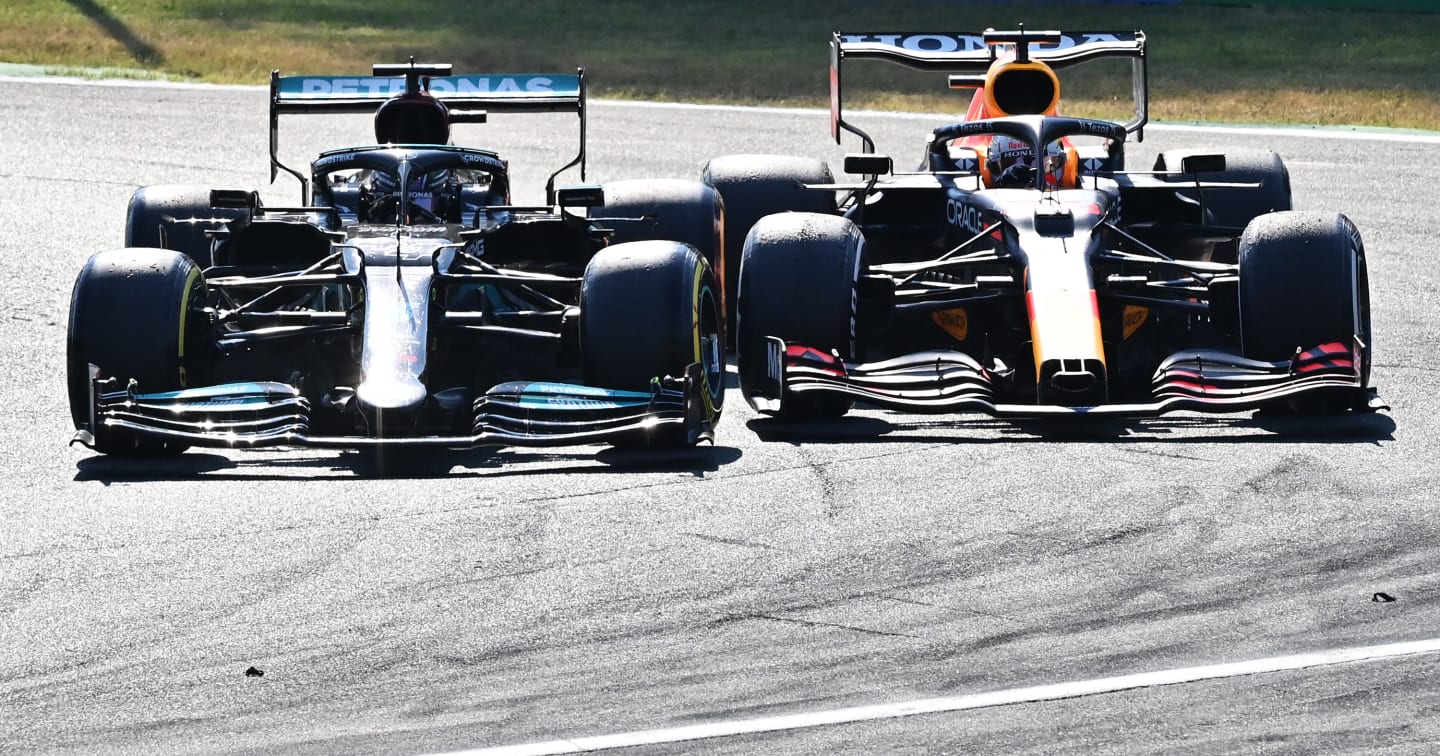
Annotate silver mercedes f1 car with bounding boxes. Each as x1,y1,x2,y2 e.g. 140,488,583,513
69,62,725,457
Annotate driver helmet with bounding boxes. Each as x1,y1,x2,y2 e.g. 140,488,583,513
986,135,1067,188
363,168,455,222
404,170,452,216
374,91,451,145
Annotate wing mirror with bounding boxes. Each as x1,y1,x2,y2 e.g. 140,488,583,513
844,153,893,176
210,188,260,210
556,185,605,209
1180,154,1227,174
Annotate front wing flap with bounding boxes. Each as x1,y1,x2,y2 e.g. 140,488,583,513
755,337,1383,417
73,363,714,450
472,364,714,447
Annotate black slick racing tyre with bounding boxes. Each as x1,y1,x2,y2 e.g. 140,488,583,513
126,185,249,269
590,179,724,342
736,212,862,420
1154,149,1291,230
67,248,210,456
580,240,724,448
701,154,836,342
1238,211,1370,410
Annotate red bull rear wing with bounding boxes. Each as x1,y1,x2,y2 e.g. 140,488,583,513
830,29,1147,149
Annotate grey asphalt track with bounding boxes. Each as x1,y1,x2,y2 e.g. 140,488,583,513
1,78,1437,755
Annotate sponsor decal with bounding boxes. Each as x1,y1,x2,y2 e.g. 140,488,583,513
995,144,1034,161
174,396,273,408
312,152,357,170
396,342,421,366
519,394,635,410
767,339,784,383
431,76,557,94
510,381,648,399
947,198,988,235
829,63,841,142
458,151,505,171
837,33,1125,53
281,75,575,99
932,308,969,341
1073,120,1126,138
1122,305,1148,340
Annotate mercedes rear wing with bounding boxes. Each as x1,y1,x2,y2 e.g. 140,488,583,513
268,63,587,202
830,29,1147,152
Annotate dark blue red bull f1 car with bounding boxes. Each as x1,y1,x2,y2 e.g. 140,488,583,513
703,28,1382,421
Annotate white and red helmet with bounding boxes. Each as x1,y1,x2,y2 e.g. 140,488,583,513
986,135,1068,188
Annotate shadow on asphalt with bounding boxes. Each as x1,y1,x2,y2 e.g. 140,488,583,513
72,443,744,482
747,409,1397,445
72,362,750,482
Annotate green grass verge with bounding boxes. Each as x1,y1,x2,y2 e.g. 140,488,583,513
2,0,1437,129
1200,0,1433,10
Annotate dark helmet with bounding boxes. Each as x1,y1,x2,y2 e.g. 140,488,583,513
374,92,451,145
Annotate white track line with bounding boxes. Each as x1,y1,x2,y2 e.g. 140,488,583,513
443,636,1440,756
0,73,255,92
2,73,1439,143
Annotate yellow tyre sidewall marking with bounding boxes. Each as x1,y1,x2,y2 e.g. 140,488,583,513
177,267,200,388
691,257,721,423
